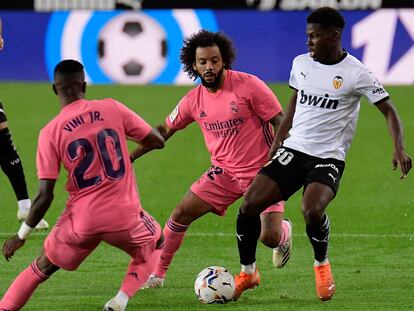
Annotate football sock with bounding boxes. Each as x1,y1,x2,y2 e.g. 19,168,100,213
0,127,29,201
237,209,261,265
120,247,162,298
314,258,329,267
0,260,49,310
241,262,256,274
153,218,189,278
306,214,330,263
18,198,31,212
278,219,291,246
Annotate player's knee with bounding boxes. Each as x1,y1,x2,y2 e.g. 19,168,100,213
170,204,195,225
36,255,59,276
301,204,325,225
259,230,280,248
240,196,255,215
241,192,266,215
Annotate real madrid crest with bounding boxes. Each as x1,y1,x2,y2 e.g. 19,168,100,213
230,102,239,114
333,76,343,89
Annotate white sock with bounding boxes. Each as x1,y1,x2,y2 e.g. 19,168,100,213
115,290,129,308
17,199,31,210
241,262,256,274
314,258,329,267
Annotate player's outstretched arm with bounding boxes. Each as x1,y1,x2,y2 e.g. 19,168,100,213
376,100,412,179
130,123,173,161
2,179,56,261
269,90,297,158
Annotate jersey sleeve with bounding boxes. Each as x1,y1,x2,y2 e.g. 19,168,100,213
355,68,389,105
37,127,60,180
288,58,299,90
114,100,152,141
165,95,194,130
249,76,283,121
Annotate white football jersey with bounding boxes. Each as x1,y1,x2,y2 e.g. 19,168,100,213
284,52,389,161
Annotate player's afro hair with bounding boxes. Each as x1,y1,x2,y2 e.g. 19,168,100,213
54,59,84,76
180,30,236,81
307,7,345,30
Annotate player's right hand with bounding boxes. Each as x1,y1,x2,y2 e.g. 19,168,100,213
2,235,26,261
392,149,412,180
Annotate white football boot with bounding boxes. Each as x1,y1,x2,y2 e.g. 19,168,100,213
103,298,125,311
141,274,164,289
272,219,292,268
17,199,49,230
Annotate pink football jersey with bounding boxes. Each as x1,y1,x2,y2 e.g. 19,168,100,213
37,98,152,234
166,70,282,177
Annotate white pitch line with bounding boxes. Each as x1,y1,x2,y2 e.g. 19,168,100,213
0,232,412,239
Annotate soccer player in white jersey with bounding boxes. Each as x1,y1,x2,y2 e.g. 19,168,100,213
235,7,412,301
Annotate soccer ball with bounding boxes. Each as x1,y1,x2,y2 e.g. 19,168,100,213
194,266,235,304
98,12,167,84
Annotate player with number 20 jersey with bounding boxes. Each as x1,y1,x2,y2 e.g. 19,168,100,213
37,98,151,234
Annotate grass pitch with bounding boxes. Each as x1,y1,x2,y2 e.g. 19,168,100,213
0,83,413,310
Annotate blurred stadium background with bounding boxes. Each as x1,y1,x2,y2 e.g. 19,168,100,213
0,1,413,310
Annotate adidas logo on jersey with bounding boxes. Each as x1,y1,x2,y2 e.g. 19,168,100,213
299,90,339,110
199,111,207,118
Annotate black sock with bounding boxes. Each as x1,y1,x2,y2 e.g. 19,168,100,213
236,209,261,265
306,214,330,263
0,128,29,200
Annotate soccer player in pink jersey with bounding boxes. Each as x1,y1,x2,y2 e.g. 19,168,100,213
130,30,292,297
1,60,165,311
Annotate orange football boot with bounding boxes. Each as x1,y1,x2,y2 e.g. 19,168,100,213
314,262,336,301
233,268,260,300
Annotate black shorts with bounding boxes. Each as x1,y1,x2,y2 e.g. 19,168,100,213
0,101,7,123
259,146,345,201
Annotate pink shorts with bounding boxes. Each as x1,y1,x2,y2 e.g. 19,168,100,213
44,210,161,271
190,165,284,216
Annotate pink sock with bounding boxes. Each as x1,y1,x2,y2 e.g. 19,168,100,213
120,247,162,297
0,260,49,310
154,218,188,278
278,220,291,246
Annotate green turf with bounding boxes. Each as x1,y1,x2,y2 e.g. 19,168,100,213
0,83,413,310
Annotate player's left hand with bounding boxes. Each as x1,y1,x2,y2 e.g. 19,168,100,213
2,235,26,261
392,149,412,179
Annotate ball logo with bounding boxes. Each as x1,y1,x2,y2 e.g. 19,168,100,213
332,76,343,89
98,13,167,84
45,10,218,84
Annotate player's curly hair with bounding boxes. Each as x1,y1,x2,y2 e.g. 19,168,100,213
180,30,236,81
307,7,345,30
